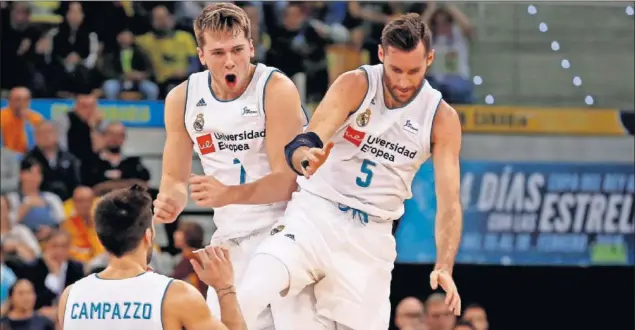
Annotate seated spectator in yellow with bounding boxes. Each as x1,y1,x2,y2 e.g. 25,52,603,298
61,186,104,263
135,5,198,96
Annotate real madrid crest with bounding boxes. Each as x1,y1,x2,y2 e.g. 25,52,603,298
270,224,285,235
356,108,371,127
193,113,205,132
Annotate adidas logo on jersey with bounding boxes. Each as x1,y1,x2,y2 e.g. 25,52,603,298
196,98,207,107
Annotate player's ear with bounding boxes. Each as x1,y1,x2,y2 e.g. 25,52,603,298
426,48,435,68
249,38,255,58
144,227,153,246
197,47,205,66
378,44,384,63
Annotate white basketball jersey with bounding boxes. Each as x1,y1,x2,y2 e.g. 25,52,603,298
63,272,173,330
184,64,290,240
298,64,442,221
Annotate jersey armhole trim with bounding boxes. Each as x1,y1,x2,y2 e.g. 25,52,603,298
429,96,443,152
61,284,74,325
348,66,370,118
261,69,282,117
160,278,174,330
183,76,191,131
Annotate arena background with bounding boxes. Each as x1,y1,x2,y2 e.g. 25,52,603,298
1,1,633,330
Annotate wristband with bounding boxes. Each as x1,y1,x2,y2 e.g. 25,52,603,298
284,132,324,175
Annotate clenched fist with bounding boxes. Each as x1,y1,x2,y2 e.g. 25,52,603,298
153,191,185,223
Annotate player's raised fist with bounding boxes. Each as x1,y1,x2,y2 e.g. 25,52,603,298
293,141,334,179
189,174,236,208
152,192,184,224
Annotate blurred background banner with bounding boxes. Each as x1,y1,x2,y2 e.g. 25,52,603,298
396,161,635,266
455,105,635,135
0,99,164,127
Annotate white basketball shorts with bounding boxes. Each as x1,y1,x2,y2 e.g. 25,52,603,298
254,189,397,330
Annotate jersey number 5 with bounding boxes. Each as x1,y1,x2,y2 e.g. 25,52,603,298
356,159,376,188
233,158,246,185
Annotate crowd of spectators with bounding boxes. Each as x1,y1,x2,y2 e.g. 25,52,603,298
1,1,481,329
0,86,206,329
394,294,489,330
1,0,475,104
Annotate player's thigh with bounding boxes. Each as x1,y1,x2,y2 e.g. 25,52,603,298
314,223,396,330
254,197,327,296
271,284,334,330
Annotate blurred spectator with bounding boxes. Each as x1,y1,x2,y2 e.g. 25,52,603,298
136,5,198,96
462,304,489,330
0,2,47,95
237,2,268,63
1,195,41,263
13,230,84,314
174,1,212,31
423,2,474,104
61,186,105,264
0,257,17,308
50,1,99,97
5,158,64,237
83,122,150,195
171,221,206,296
265,2,331,103
395,296,426,330
346,1,427,64
101,30,159,100
24,121,81,201
57,1,136,54
453,320,475,330
424,293,456,330
0,279,55,330
56,94,106,169
1,87,44,155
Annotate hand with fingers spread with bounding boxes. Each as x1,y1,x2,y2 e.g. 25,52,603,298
152,191,185,224
191,246,235,291
291,141,334,179
430,269,461,316
189,174,236,208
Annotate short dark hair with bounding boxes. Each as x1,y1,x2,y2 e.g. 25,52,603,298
464,303,485,312
381,13,432,53
178,221,205,249
94,185,153,257
454,320,475,330
19,157,40,172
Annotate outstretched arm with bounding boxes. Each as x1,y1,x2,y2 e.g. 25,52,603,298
166,280,246,330
154,82,193,223
225,72,305,204
287,69,369,175
431,100,463,274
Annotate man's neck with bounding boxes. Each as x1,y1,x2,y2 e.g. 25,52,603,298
21,187,38,196
8,308,33,319
41,146,58,159
99,254,148,279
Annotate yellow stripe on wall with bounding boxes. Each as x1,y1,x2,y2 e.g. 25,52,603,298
454,105,627,135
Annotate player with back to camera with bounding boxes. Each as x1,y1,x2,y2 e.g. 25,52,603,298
151,3,320,330
234,13,464,330
57,185,247,330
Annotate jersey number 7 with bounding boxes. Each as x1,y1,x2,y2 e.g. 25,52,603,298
356,159,376,188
